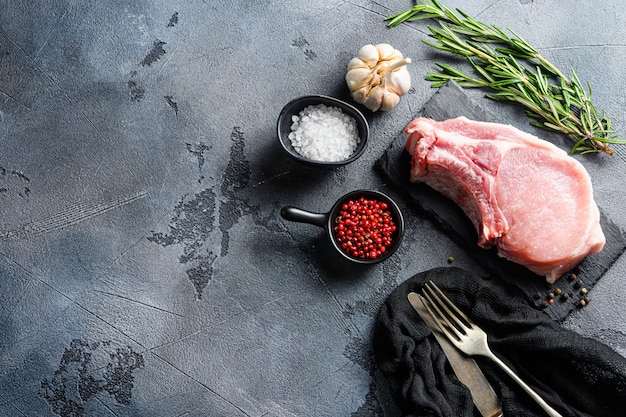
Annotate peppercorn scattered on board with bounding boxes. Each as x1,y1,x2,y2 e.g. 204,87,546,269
375,81,626,322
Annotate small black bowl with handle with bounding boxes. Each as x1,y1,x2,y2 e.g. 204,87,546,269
280,189,404,264
277,95,369,167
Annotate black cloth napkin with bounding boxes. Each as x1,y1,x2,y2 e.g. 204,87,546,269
374,267,626,416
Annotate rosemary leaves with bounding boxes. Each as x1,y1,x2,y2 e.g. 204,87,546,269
386,0,624,155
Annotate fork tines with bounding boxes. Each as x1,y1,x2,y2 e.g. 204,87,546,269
420,281,473,342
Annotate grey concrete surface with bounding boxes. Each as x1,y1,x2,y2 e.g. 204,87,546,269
0,1,625,416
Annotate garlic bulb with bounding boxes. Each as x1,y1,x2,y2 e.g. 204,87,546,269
346,44,411,112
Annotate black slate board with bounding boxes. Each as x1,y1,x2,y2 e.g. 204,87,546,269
375,81,626,321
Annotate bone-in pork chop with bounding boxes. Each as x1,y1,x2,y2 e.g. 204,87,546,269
405,116,605,283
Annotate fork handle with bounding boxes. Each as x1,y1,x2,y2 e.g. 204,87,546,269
484,350,564,417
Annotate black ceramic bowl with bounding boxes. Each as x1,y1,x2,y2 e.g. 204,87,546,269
281,189,404,264
277,95,369,167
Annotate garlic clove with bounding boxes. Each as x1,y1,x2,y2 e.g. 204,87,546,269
357,44,380,66
347,57,368,70
346,67,374,90
387,62,412,95
376,43,397,60
351,85,371,104
380,90,401,111
362,85,385,112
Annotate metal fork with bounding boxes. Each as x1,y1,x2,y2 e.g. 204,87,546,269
419,281,564,417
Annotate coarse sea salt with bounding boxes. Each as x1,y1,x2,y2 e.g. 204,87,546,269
288,104,360,162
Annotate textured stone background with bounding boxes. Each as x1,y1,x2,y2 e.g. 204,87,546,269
1,1,625,416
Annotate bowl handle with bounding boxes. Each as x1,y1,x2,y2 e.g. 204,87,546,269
280,206,327,228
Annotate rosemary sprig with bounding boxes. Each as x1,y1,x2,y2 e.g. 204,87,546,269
386,0,623,155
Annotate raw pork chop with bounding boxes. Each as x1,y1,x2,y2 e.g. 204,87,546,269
405,116,605,283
